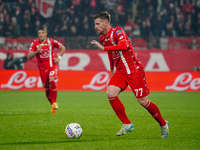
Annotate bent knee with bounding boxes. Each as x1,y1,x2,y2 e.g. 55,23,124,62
137,96,149,107
107,90,116,98
49,77,55,81
107,85,121,98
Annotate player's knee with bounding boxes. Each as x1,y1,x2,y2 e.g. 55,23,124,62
106,86,120,98
49,77,55,82
106,90,116,98
137,96,149,107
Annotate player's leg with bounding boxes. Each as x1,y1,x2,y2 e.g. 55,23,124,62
45,87,51,103
107,72,133,136
137,97,169,138
49,66,58,103
128,69,169,138
137,96,166,126
107,85,131,124
49,76,57,103
39,69,51,104
49,65,58,114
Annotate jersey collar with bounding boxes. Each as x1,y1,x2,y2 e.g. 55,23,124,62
105,27,113,37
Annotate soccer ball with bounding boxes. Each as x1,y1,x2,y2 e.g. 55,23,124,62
65,123,82,139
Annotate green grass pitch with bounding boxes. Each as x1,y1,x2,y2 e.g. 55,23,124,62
0,91,199,150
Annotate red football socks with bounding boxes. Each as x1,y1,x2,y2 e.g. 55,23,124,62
144,100,166,126
108,96,131,124
49,80,57,104
45,88,51,103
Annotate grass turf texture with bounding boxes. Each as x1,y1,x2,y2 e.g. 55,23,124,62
0,91,199,150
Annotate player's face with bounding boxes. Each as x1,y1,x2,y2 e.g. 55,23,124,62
94,18,107,35
38,30,47,42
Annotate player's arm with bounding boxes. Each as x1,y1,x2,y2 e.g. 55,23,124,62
54,44,66,63
58,44,66,57
90,40,127,51
104,40,127,51
104,29,128,51
90,40,104,51
110,70,114,76
28,44,41,60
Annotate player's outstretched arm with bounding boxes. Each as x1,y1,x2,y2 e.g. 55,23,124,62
104,40,127,51
90,40,104,51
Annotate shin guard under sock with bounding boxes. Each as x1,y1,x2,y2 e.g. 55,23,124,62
108,96,131,124
49,80,57,104
144,100,166,126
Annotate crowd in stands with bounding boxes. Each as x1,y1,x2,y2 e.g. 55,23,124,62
0,0,199,41
135,0,200,39
0,0,132,38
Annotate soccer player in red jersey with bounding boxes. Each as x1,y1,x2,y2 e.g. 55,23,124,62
28,26,66,114
90,11,169,138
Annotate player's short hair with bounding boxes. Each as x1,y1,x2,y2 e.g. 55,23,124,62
37,26,47,32
93,11,111,22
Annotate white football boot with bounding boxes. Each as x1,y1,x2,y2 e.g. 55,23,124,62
161,120,169,138
116,124,134,136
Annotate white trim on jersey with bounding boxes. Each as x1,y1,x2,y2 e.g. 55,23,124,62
47,39,53,67
110,31,116,46
110,29,131,74
119,51,131,74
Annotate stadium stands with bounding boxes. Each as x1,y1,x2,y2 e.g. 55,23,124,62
0,0,199,49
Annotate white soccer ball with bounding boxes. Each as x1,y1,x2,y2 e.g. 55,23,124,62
65,123,82,139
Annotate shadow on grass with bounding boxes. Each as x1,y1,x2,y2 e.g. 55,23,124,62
0,136,160,146
0,138,114,146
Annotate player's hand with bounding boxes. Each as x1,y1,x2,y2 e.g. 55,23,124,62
36,45,42,53
90,40,104,51
53,58,60,64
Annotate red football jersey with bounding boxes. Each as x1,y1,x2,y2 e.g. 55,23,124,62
99,27,143,74
29,38,62,70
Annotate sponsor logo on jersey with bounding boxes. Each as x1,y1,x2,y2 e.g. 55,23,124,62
41,43,48,46
115,30,122,34
116,30,123,36
39,49,50,58
105,38,110,41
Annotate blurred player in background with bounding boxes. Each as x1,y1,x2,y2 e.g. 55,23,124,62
28,26,66,114
90,11,169,138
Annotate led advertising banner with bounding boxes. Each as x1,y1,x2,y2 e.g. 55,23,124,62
1,70,199,92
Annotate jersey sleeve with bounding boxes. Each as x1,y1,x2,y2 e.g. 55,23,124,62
114,29,127,43
104,28,128,51
52,39,62,49
29,41,37,52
